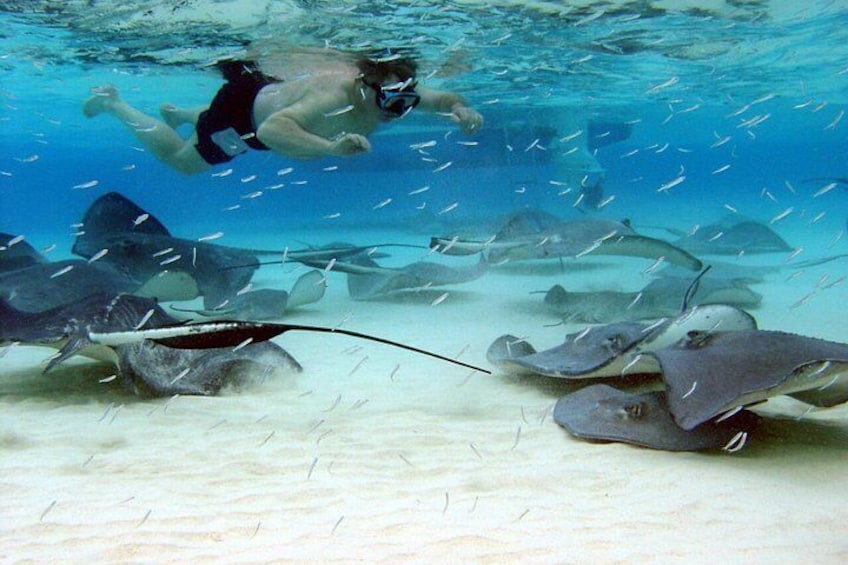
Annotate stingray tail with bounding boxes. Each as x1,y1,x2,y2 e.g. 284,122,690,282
140,321,491,375
681,265,711,312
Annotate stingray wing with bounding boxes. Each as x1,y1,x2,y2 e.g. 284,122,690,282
653,330,848,430
553,384,760,451
72,191,171,258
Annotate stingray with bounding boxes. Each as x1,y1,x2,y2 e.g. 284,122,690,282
0,232,48,271
790,254,848,269
487,304,757,379
1,233,141,311
1,292,489,397
431,209,702,271
553,384,761,451
70,192,262,308
0,292,301,395
0,258,143,312
320,255,489,300
171,270,326,320
659,260,779,283
71,192,411,308
542,276,761,323
92,317,491,376
0,232,203,311
671,216,792,255
650,329,848,430
114,339,299,396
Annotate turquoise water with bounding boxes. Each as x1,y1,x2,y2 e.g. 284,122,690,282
3,2,846,248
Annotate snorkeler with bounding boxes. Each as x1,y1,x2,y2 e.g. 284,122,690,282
82,55,484,174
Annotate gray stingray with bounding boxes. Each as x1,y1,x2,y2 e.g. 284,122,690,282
659,260,779,283
71,192,261,308
431,209,702,270
553,384,761,451
0,232,201,311
487,304,757,379
791,254,848,269
542,276,761,323
339,256,488,300
172,270,326,320
1,292,489,397
650,330,848,430
671,216,792,255
0,292,301,396
71,192,409,308
0,232,47,271
114,339,298,396
0,258,141,312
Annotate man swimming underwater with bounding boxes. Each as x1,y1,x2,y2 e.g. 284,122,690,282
83,54,483,174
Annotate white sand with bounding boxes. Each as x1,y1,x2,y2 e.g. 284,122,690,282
1,229,847,564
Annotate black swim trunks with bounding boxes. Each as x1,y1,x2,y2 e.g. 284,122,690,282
195,60,277,165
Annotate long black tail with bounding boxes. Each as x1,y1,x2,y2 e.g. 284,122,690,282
152,321,491,375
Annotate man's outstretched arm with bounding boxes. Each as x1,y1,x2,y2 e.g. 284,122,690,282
257,111,371,159
417,87,483,134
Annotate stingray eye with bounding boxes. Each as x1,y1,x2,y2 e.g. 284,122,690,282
684,330,710,348
604,334,625,352
620,402,645,420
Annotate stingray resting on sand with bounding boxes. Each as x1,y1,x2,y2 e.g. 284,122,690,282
541,275,762,323
487,304,757,379
553,384,762,452
294,255,489,300
430,209,703,270
0,293,301,396
1,292,490,397
490,305,848,451
650,329,848,430
670,216,793,255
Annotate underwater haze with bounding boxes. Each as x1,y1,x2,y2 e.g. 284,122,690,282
3,1,847,242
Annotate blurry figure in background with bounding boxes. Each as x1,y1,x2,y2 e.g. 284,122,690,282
83,52,483,174
551,115,632,212
557,144,606,211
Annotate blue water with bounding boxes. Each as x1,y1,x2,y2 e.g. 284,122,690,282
0,2,846,328
3,2,847,249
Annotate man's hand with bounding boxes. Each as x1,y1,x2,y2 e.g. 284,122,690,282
451,105,484,135
331,133,372,156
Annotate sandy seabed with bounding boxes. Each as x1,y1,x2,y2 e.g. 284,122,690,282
1,228,847,564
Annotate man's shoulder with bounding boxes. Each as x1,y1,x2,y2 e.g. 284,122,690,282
297,72,356,103
305,70,357,88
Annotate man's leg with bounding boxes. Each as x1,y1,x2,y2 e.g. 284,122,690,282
83,86,210,174
159,103,207,128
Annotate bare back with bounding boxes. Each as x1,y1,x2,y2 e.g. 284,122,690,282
252,70,380,139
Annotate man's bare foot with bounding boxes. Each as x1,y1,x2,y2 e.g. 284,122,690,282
83,85,119,117
159,103,189,129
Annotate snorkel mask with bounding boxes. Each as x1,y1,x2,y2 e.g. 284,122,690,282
373,79,420,118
